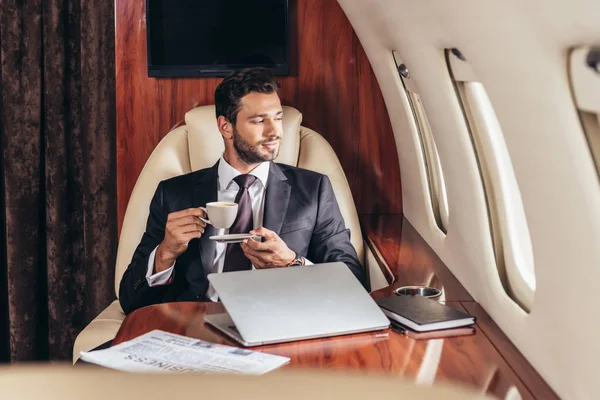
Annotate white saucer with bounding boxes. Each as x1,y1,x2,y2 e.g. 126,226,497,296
209,233,261,243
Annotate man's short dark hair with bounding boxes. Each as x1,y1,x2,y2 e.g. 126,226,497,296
214,67,281,125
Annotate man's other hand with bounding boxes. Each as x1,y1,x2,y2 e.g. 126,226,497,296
240,227,296,268
155,208,207,273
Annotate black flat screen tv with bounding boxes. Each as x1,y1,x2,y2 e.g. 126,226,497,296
146,0,289,77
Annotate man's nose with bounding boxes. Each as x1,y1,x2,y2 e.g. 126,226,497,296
264,119,281,137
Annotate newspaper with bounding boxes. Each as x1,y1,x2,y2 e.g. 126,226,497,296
80,330,290,374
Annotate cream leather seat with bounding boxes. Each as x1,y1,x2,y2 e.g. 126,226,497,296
1,365,492,400
73,105,375,363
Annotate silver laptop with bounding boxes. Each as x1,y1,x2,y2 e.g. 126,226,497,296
204,262,390,346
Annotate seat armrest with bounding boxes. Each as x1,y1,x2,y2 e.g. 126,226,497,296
72,300,125,363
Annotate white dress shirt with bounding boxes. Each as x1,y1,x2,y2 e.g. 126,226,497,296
145,156,311,302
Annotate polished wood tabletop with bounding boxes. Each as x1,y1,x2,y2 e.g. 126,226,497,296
111,215,558,400
113,301,532,400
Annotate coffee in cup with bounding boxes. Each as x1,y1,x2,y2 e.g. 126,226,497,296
199,202,238,229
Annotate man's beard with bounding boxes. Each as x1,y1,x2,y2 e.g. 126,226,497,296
233,128,280,164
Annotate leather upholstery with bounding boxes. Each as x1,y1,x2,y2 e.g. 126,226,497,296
73,105,369,362
0,365,492,400
296,126,364,263
72,301,124,362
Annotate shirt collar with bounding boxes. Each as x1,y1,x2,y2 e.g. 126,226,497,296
218,156,270,190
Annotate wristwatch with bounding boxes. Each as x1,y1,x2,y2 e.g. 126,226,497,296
287,252,305,267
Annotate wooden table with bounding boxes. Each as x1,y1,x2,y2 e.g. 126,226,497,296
360,215,558,399
111,215,558,400
114,302,525,399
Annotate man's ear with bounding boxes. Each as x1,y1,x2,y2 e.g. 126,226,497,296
217,116,234,140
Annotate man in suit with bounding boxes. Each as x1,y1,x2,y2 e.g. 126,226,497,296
119,68,367,314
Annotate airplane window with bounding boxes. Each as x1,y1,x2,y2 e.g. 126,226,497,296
393,51,449,234
569,45,600,180
446,48,536,312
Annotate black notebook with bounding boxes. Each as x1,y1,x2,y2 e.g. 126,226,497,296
375,295,475,332
389,319,476,340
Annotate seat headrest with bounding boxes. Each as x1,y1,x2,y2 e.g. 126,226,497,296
185,105,302,171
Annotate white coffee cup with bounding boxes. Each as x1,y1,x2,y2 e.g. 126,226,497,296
199,202,238,229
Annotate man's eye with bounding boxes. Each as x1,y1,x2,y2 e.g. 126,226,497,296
253,120,264,124
275,117,283,121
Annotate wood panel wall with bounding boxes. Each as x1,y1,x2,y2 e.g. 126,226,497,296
116,0,402,231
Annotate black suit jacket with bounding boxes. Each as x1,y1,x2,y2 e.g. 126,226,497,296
119,161,367,314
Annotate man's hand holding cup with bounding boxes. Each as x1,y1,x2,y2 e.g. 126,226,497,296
155,208,208,273
155,202,239,273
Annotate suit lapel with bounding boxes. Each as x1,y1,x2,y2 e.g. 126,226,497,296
194,162,219,276
263,162,291,235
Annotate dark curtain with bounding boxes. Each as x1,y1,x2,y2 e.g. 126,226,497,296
0,0,117,361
